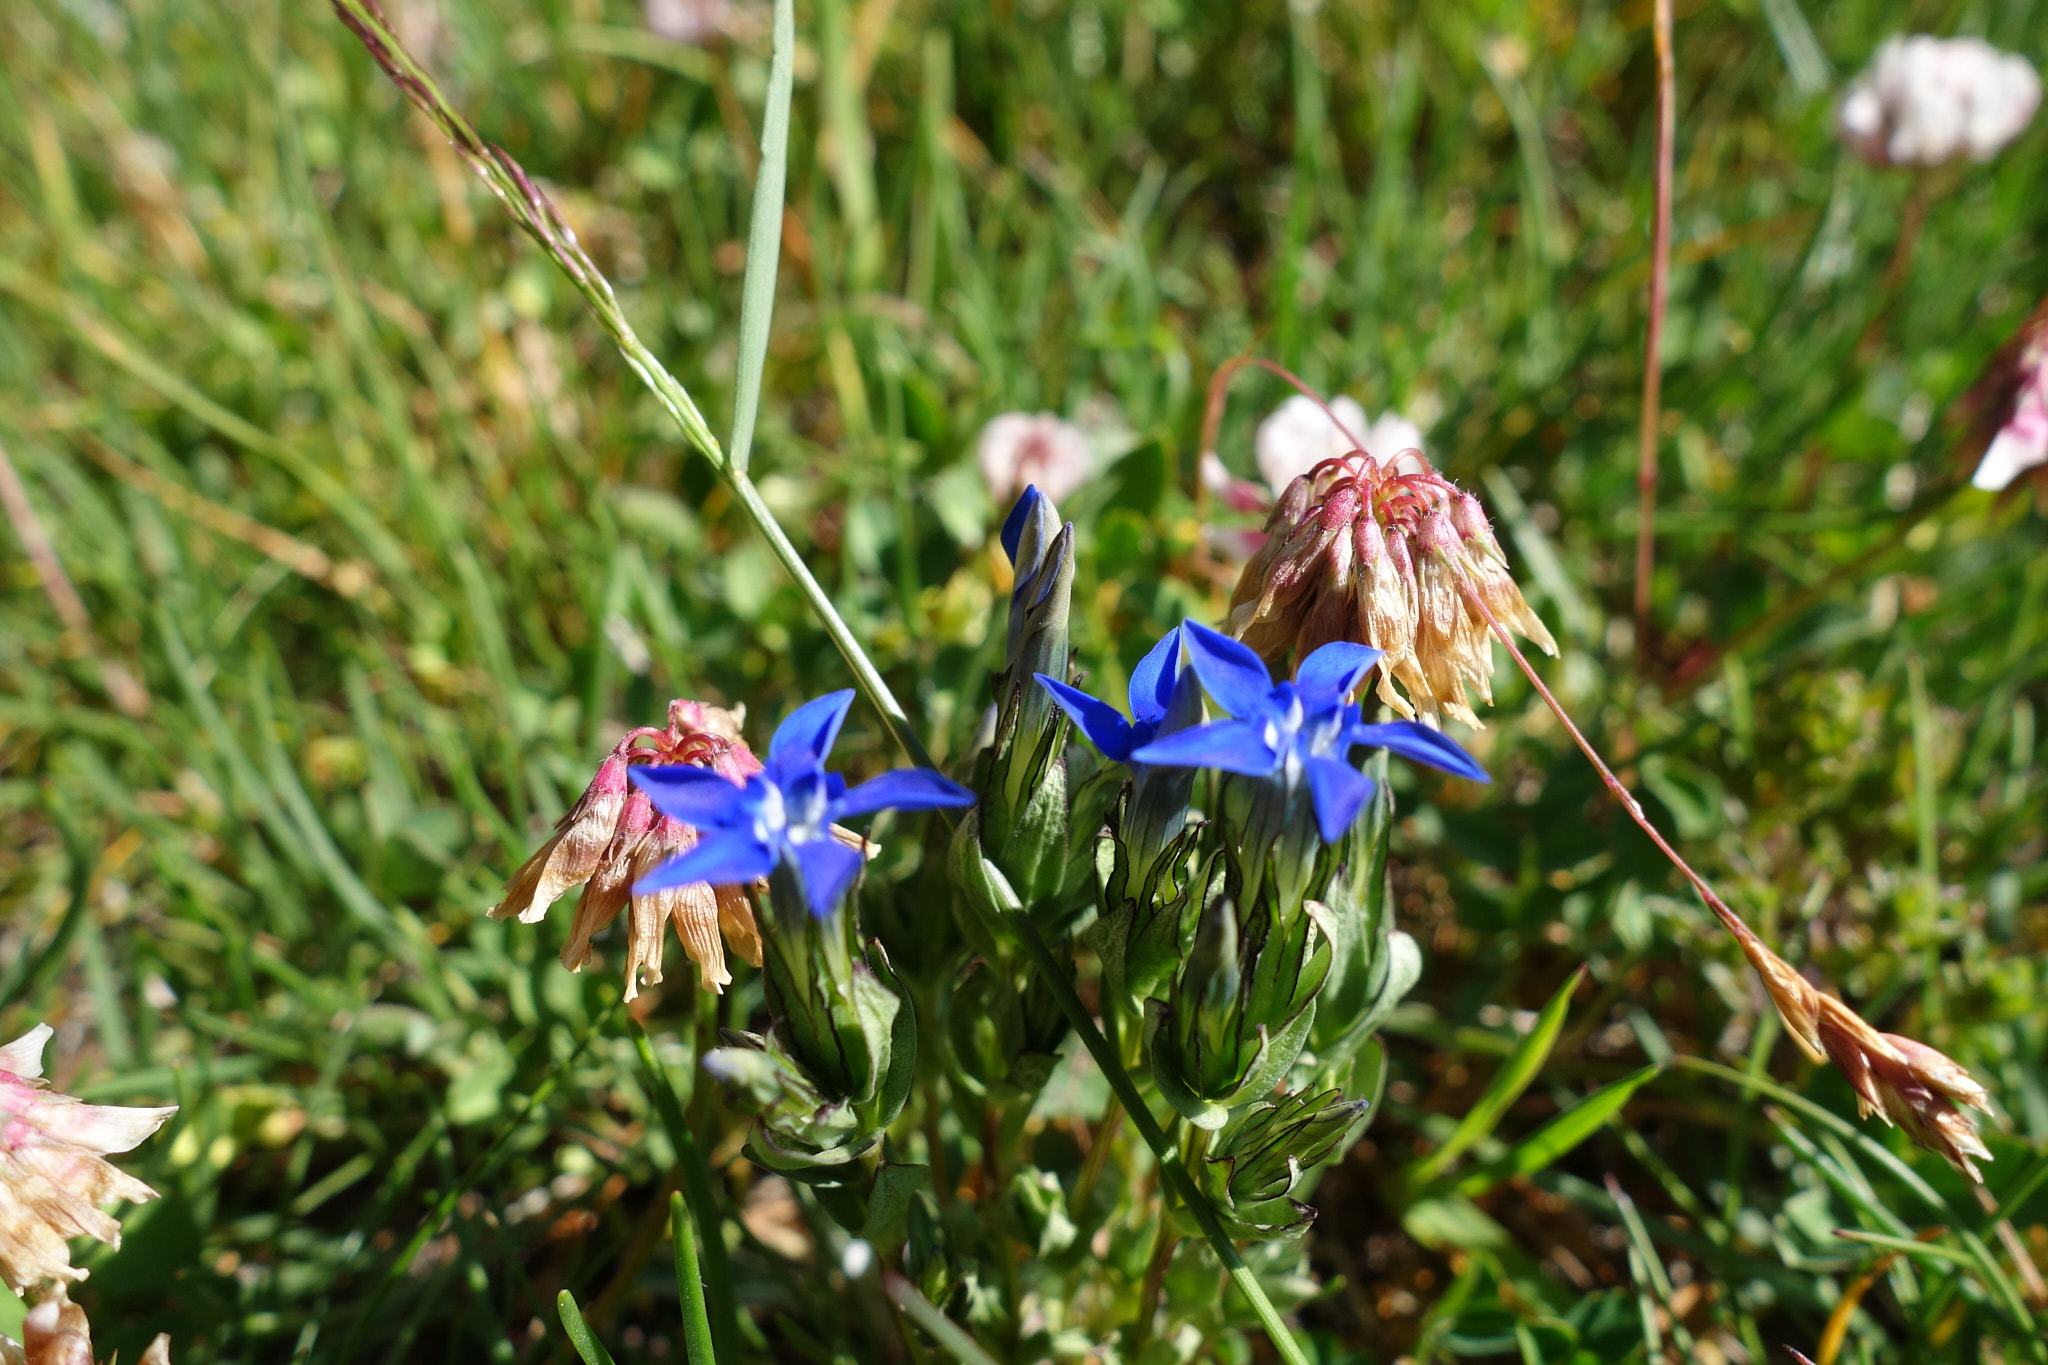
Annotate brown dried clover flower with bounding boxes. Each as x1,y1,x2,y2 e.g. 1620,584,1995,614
1227,450,1556,727
492,700,765,998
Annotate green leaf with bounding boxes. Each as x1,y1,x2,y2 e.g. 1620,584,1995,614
1409,966,1585,1184
724,0,793,475
1453,1064,1662,1197
556,1289,618,1365
669,1193,717,1365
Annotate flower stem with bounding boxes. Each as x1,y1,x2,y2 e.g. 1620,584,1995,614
1461,584,1749,943
1009,916,1312,1365
1633,0,1676,656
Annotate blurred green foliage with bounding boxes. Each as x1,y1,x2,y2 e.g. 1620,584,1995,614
2,0,2047,1360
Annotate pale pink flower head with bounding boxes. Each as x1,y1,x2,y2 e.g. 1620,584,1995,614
1972,339,2048,490
1255,395,1427,496
1837,36,2041,167
642,0,733,45
977,413,1093,505
0,1024,176,1291
495,700,771,998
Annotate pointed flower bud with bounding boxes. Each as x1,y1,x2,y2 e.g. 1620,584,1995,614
1225,453,1556,728
1146,893,1332,1131
0,1025,176,1291
1195,1087,1367,1239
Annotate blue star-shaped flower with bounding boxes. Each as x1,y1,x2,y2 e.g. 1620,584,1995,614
1130,620,1487,844
628,690,976,918
1032,625,1201,768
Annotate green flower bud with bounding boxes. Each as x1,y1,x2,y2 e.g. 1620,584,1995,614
704,867,915,1169
1083,807,1214,1012
1146,880,1333,1131
1304,762,1421,1072
946,957,1069,1102
1195,1088,1367,1240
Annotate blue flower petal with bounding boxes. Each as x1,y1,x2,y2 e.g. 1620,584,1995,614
1127,627,1183,726
770,690,856,765
1305,756,1373,843
1130,718,1279,777
1180,620,1277,718
630,765,751,828
1035,674,1137,761
793,838,867,918
1294,641,1384,708
632,829,776,895
831,768,978,820
1000,485,1045,564
1352,721,1490,783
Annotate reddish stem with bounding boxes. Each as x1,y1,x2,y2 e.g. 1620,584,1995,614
1634,0,1676,656
1195,354,1366,513
1459,582,1748,947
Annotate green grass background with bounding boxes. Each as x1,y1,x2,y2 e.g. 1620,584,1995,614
3,0,2047,1359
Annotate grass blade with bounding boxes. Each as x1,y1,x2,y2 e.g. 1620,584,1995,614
884,1273,1000,1365
1410,966,1584,1185
1452,1063,1662,1197
557,1290,619,1365
632,1021,741,1364
726,0,792,476
670,1192,717,1363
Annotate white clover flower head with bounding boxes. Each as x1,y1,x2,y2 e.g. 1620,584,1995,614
1973,342,2048,490
976,412,1093,504
0,1024,176,1291
642,0,732,45
1255,395,1427,495
1837,36,2041,167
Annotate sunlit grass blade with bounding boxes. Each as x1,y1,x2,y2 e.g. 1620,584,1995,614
328,0,936,770
1409,966,1584,1185
1451,1063,1661,1197
726,0,792,477
557,1289,620,1365
632,1021,741,1364
670,1193,717,1363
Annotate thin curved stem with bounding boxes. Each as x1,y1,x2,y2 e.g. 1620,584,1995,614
1196,353,1365,513
1010,917,1312,1365
1460,584,1746,948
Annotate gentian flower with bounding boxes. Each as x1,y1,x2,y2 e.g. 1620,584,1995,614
1032,624,1201,774
630,690,975,919
1132,620,1486,845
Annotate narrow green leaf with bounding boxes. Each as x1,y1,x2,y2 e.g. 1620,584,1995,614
556,1290,619,1365
1453,1064,1661,1197
1831,1228,1977,1269
633,1023,741,1364
1410,966,1584,1184
726,0,793,476
671,1192,717,1364
884,1273,1000,1365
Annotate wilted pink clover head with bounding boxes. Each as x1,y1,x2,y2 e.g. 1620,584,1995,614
1972,340,2048,491
0,1024,176,1291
